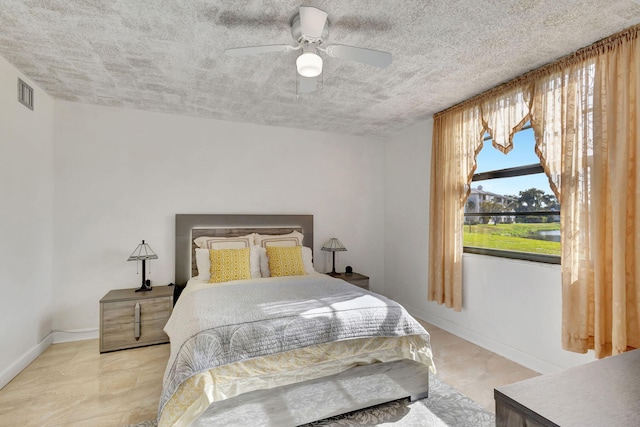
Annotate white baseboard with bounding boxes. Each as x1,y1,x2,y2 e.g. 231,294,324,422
0,328,100,389
0,333,53,390
404,303,563,375
53,328,99,344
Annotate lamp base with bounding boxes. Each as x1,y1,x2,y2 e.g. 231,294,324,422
327,272,342,277
135,280,152,292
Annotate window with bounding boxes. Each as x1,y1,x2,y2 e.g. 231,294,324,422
463,125,560,264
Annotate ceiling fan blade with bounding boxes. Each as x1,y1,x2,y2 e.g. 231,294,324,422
324,44,392,68
298,75,318,94
299,6,328,39
224,44,296,56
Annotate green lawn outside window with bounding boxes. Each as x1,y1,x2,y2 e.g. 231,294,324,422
463,222,561,256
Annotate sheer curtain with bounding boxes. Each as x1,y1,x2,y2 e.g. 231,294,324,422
532,33,640,358
561,34,639,357
428,105,483,311
531,57,598,354
428,85,533,311
592,34,640,355
429,25,640,358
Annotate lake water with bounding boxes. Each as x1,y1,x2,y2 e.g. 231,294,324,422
534,229,561,242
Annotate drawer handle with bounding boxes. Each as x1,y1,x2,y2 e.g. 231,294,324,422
134,302,141,340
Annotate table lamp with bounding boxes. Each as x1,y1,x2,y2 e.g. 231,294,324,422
127,240,158,292
321,238,347,277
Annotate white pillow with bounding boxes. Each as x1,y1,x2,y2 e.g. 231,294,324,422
254,231,304,248
195,246,261,281
301,247,315,274
259,246,315,277
194,233,255,249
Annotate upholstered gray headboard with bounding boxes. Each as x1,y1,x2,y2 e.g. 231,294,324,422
175,214,314,285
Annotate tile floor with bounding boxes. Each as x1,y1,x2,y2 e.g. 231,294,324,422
421,320,540,411
0,321,539,426
0,339,168,427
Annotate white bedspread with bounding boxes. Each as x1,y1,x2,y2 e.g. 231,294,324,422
160,274,433,419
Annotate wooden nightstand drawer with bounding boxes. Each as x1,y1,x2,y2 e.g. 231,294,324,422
99,286,173,353
102,298,172,325
101,316,170,351
341,273,369,290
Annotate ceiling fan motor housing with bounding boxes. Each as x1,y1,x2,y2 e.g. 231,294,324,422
290,13,329,45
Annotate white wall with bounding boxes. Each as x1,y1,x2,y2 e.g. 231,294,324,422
53,101,385,331
384,119,593,374
0,56,55,387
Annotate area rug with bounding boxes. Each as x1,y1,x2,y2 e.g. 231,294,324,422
127,375,494,427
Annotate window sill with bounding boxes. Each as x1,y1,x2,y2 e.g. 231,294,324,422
463,246,561,265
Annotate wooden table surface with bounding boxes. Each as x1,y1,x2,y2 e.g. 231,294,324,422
495,349,640,427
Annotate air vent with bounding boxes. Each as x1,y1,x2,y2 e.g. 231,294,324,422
18,78,33,110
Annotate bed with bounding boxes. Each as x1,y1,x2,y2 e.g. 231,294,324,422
158,214,435,426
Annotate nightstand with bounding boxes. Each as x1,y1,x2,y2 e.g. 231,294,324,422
99,285,173,353
340,272,369,290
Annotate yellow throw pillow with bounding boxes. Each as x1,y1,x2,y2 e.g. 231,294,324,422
266,246,306,277
209,248,251,283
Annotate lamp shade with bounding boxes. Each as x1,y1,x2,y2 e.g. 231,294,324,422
127,240,158,261
296,51,323,77
321,238,347,252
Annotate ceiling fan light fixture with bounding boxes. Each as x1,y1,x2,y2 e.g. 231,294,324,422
296,51,323,77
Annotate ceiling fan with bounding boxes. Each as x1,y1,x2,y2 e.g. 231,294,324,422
224,6,392,93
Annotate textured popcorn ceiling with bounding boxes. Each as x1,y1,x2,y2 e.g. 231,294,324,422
1,1,640,138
